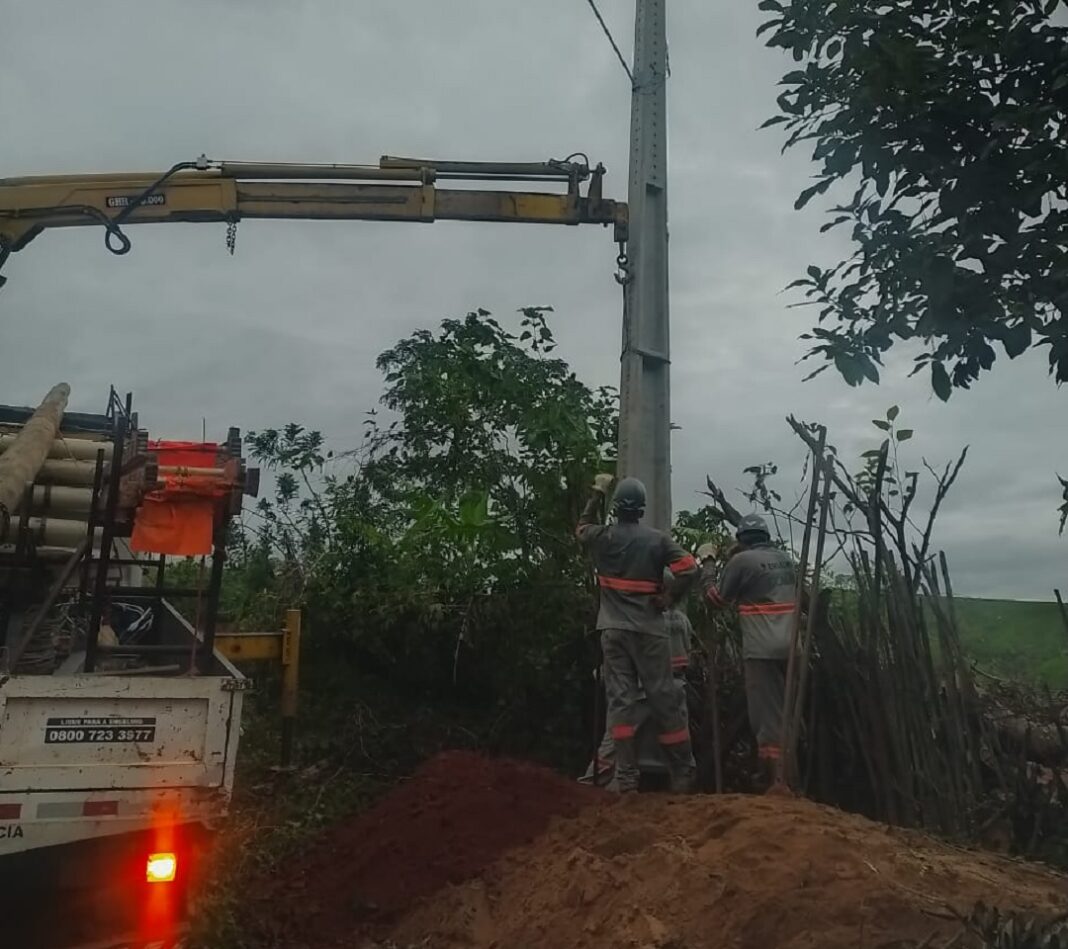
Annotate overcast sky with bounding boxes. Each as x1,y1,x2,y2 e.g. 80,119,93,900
2,1,1065,599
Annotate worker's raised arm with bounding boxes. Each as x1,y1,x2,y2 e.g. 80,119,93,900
575,473,613,547
661,536,697,604
698,545,744,610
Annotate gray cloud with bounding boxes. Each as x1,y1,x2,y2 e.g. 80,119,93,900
2,0,1064,599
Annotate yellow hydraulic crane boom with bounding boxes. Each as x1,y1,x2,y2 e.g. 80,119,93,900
0,155,629,285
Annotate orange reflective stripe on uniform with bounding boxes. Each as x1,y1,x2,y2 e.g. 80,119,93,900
670,656,688,668
758,743,782,760
738,601,796,615
658,728,690,746
611,723,636,740
669,553,697,574
598,575,661,594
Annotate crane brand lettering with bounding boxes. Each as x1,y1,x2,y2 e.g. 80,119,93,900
105,193,166,209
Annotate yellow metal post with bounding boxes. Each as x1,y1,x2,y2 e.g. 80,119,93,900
214,610,302,769
279,609,302,770
213,632,283,662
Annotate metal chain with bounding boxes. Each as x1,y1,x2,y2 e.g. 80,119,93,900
614,242,632,286
226,219,238,256
616,242,635,357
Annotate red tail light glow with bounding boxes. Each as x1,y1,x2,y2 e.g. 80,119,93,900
146,852,177,884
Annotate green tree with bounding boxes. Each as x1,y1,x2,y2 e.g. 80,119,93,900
673,505,731,553
760,0,1068,397
237,308,617,759
369,305,616,581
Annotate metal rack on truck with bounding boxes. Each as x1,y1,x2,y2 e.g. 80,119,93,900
0,384,258,948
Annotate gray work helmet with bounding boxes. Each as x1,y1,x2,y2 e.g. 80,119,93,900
736,513,770,539
612,477,647,516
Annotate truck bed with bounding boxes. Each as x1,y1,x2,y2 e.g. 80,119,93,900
0,601,246,857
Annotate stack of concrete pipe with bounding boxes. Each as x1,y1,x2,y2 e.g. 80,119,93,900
0,383,114,554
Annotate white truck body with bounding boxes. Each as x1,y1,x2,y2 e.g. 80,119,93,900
0,657,245,857
0,605,248,948
0,397,259,945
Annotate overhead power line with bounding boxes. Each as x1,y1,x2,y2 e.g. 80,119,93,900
583,0,634,85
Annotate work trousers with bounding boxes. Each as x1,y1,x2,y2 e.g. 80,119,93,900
744,658,786,761
601,627,691,792
580,677,696,786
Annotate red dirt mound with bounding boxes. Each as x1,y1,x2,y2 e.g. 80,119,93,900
256,750,602,946
391,793,1068,949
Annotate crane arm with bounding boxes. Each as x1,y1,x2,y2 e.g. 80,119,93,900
0,155,629,284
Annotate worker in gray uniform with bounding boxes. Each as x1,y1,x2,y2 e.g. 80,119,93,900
579,572,696,788
577,475,698,793
699,514,797,787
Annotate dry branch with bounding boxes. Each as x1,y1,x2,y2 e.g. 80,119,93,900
701,476,744,527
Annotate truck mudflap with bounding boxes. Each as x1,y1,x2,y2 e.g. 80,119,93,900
2,819,211,948
61,931,188,949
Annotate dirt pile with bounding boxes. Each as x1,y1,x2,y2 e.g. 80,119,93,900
391,793,1068,949
248,752,1067,949
255,751,602,946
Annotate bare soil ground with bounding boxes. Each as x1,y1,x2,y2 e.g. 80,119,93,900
245,750,600,946
249,751,1068,948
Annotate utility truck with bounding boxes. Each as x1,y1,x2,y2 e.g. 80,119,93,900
0,384,257,948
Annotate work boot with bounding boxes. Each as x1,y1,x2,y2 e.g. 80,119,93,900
612,737,640,794
665,742,697,794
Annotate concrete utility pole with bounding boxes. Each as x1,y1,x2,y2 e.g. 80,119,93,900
618,0,671,530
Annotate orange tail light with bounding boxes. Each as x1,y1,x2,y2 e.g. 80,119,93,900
146,852,177,884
